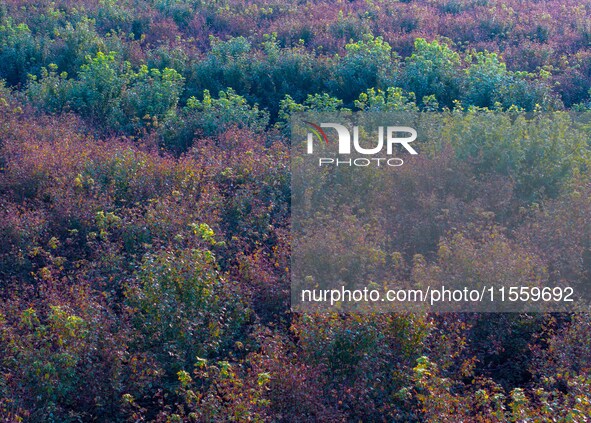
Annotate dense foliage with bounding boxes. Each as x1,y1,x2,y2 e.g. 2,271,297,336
2,0,591,421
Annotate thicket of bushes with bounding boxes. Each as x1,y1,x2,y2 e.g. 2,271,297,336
2,0,591,421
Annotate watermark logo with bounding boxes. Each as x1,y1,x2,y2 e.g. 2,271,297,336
303,121,417,167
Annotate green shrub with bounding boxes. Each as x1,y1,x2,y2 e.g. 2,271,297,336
186,36,253,100
26,64,74,113
110,65,184,133
276,92,347,133
27,52,185,134
402,38,461,108
52,18,105,78
188,87,270,133
463,51,556,111
187,34,329,117
496,71,557,111
0,19,49,85
463,50,509,108
70,51,126,121
330,34,397,105
162,88,269,151
125,242,249,375
355,87,418,111
445,111,589,200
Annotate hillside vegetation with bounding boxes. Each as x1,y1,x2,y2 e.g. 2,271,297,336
2,0,591,421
